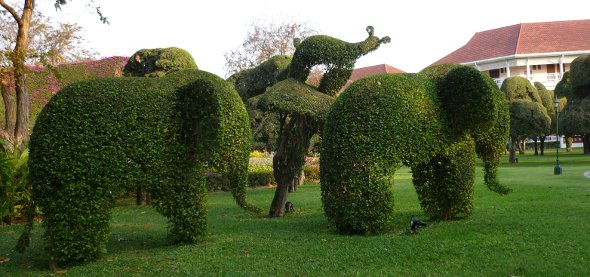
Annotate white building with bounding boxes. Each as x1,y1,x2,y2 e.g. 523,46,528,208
432,19,590,89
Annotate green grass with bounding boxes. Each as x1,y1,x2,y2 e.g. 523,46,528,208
2,149,590,276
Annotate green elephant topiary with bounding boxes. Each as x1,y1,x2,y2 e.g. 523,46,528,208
26,69,257,266
123,47,198,77
289,26,390,96
321,65,510,234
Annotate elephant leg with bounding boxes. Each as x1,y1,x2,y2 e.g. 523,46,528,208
413,138,476,220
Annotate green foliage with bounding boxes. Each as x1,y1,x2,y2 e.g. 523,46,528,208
248,158,275,187
289,26,390,96
535,81,556,118
418,63,461,89
570,55,590,99
501,76,542,103
321,74,445,234
0,141,32,225
555,71,573,100
28,69,254,266
230,55,291,100
561,97,590,136
413,136,476,220
248,79,334,120
472,89,511,195
439,66,498,137
321,67,509,234
508,100,551,138
123,47,197,77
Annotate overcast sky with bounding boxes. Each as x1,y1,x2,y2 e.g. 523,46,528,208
33,0,590,77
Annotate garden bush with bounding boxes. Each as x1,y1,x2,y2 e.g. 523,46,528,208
570,55,590,99
123,47,197,77
289,26,390,96
321,65,510,234
26,69,255,266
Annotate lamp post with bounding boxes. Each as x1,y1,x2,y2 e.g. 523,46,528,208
554,94,562,175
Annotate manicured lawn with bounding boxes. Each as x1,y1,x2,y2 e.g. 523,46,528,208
2,149,590,276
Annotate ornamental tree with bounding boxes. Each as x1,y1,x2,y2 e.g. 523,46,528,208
247,26,390,217
560,55,590,154
501,76,550,162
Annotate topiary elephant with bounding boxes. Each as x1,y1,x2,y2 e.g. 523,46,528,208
24,68,258,266
320,65,510,234
289,26,391,96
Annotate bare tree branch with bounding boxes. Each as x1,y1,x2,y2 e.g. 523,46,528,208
0,0,22,25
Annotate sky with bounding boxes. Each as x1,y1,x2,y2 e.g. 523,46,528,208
30,0,590,77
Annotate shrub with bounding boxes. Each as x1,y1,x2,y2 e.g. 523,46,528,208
230,55,291,100
289,26,390,96
321,66,510,234
123,47,197,77
28,69,254,266
0,141,33,225
570,55,590,99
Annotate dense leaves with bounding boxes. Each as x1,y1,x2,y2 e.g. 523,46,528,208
28,69,254,265
570,55,590,99
123,47,197,77
229,55,291,101
289,26,390,96
321,66,510,234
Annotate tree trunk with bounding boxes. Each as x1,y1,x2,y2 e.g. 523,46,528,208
288,168,305,193
518,139,525,155
533,137,538,155
566,137,573,152
0,78,15,141
584,134,590,155
269,115,314,217
2,0,35,148
508,137,517,163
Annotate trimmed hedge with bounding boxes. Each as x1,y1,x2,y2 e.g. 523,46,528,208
289,26,390,96
230,55,292,100
123,47,197,77
501,76,542,103
570,55,590,99
321,65,509,234
28,69,254,266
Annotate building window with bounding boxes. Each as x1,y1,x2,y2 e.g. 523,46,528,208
489,69,500,78
532,65,542,70
500,68,506,73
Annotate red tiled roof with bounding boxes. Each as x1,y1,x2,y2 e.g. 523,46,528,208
432,19,590,65
340,64,405,93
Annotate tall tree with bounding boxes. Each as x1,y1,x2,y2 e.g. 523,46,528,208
534,82,555,155
224,20,316,76
0,0,106,148
501,76,550,163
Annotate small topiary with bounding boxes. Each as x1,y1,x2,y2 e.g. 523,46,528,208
289,26,390,96
230,55,292,100
123,47,198,77
501,76,543,102
27,69,255,266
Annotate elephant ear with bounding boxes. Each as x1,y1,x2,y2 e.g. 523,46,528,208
439,66,498,137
